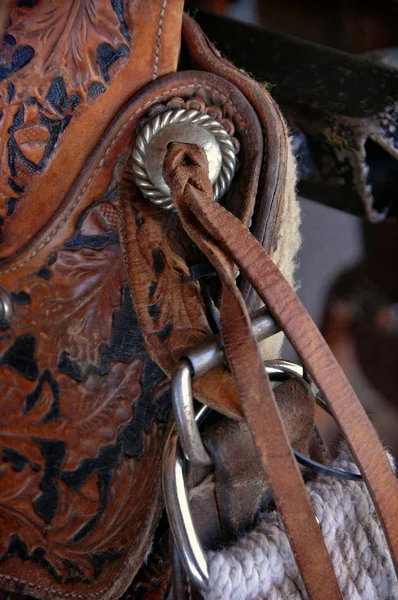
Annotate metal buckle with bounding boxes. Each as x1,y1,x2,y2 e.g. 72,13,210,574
162,308,362,591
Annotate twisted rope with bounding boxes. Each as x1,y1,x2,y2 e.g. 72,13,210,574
205,446,398,600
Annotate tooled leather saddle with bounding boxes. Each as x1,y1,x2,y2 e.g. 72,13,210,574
0,2,397,600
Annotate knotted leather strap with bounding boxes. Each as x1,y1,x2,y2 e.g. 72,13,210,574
163,143,398,598
164,144,342,599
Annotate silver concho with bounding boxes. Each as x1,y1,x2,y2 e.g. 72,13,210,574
132,108,237,210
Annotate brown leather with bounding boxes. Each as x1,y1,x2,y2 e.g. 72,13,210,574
0,2,184,599
181,14,292,308
118,15,294,418
163,142,343,600
0,0,184,261
0,6,287,598
0,59,267,599
163,141,398,583
1,4,395,599
190,379,315,549
118,69,265,420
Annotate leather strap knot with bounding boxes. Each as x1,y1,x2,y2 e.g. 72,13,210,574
164,142,214,199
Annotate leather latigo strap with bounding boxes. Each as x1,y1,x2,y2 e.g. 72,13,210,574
163,143,342,600
0,2,184,600
191,378,315,549
172,378,316,600
163,142,398,595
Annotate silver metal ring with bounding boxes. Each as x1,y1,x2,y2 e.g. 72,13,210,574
173,309,280,466
0,286,14,326
264,360,333,416
172,360,212,467
263,359,305,381
132,108,237,210
162,426,210,591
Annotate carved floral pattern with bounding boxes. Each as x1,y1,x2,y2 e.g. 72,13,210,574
0,0,130,224
0,177,170,583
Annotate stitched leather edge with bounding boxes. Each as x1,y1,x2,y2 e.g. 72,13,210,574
153,0,168,79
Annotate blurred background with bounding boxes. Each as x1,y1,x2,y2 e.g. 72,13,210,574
188,0,398,456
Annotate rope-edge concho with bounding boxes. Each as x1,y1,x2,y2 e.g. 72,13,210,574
132,108,237,210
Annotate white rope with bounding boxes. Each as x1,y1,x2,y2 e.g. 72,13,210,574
204,445,398,600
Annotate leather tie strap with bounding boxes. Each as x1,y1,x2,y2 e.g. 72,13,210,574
164,144,398,598
186,178,398,576
163,143,343,600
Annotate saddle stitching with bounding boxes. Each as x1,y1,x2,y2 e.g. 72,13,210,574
1,82,249,275
153,0,168,80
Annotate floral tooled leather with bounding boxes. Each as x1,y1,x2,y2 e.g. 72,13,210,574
0,0,184,260
0,2,184,599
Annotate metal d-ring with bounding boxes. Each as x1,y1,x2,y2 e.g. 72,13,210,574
162,424,210,591
171,360,212,467
172,307,280,466
264,359,333,415
263,360,362,481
